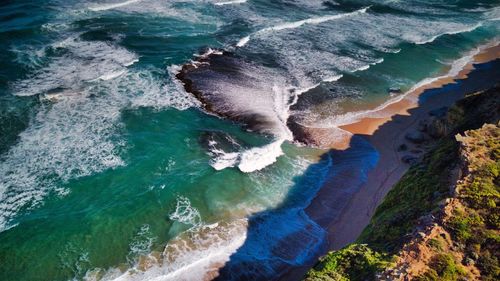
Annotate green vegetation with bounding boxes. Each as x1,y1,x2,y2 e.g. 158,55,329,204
414,253,466,281
445,124,500,281
305,244,392,281
427,238,443,251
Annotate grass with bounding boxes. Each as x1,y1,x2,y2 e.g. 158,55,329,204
304,244,392,281
414,253,466,281
445,124,500,281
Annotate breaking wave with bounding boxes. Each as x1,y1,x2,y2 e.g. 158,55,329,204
89,0,143,12
235,6,370,47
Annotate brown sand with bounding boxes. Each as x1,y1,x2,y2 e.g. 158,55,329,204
280,42,500,280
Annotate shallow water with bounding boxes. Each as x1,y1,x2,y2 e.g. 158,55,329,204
0,0,498,280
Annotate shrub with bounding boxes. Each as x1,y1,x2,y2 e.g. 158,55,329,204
415,253,466,281
304,244,391,281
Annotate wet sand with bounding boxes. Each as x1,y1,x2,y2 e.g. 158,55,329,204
281,42,500,280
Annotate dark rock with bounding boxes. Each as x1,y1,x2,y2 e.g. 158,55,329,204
388,87,402,95
471,252,479,260
417,232,426,238
427,118,450,138
411,149,423,154
397,144,408,151
432,191,441,199
405,131,426,143
464,257,475,266
418,119,428,132
429,106,448,118
415,163,427,171
437,199,448,207
419,214,435,225
453,241,464,250
402,155,418,165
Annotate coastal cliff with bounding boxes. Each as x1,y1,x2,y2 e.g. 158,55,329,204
304,85,500,281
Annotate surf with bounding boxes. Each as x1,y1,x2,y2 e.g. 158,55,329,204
89,0,143,12
236,6,370,47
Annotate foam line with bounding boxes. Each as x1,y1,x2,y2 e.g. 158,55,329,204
235,6,370,47
260,6,369,33
214,0,247,6
236,36,250,47
415,22,483,45
322,74,344,83
351,58,384,73
89,0,142,12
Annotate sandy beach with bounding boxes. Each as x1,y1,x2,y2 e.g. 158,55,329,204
281,42,500,280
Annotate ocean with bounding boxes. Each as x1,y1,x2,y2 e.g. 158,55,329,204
0,0,498,280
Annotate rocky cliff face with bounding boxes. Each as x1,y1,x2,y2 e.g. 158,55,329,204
304,86,499,281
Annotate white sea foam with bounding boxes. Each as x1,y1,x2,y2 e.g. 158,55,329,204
13,38,138,96
128,225,156,264
89,0,143,12
214,0,247,6
210,139,285,173
351,58,384,73
41,22,71,33
322,74,344,83
194,48,223,59
94,70,128,81
484,6,500,21
235,6,370,47
59,243,92,277
123,58,139,67
260,6,369,33
236,36,250,47
129,66,198,110
10,45,47,69
238,140,285,172
169,196,202,227
209,149,239,171
415,22,483,45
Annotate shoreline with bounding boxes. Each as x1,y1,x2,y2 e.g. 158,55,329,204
281,42,500,280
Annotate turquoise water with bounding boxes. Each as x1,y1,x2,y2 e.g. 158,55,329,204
0,0,498,280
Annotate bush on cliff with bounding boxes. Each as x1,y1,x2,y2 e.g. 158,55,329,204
304,244,391,281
